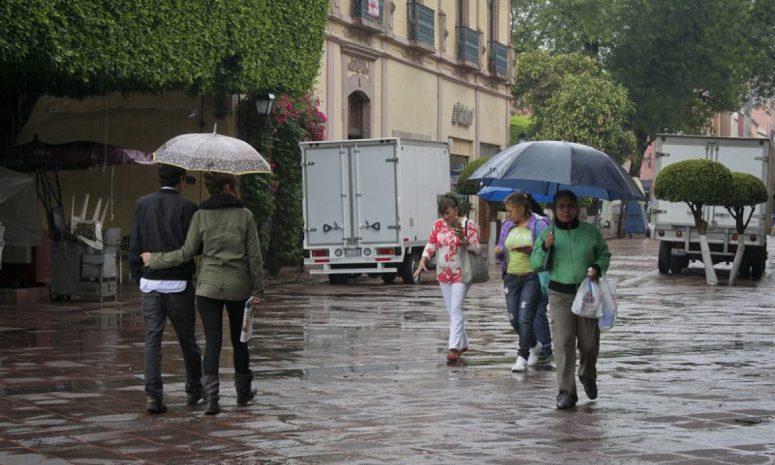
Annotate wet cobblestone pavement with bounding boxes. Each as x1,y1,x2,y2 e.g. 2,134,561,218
1,238,774,464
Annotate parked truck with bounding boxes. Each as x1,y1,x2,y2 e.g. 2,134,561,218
301,138,450,284
650,134,774,279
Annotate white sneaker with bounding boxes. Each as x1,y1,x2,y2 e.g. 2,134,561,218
511,356,527,372
527,342,542,367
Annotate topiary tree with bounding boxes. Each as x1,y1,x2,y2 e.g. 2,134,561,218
454,157,489,216
509,114,534,146
653,159,733,285
725,172,769,285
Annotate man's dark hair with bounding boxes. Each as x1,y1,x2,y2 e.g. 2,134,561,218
158,164,187,187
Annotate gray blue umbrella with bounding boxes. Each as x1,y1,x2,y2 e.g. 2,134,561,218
476,186,554,204
469,140,645,201
153,128,271,175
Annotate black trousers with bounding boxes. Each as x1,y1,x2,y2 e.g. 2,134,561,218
196,295,250,376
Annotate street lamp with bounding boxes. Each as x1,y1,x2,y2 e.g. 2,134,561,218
255,93,275,117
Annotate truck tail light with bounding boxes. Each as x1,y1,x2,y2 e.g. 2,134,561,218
376,247,394,256
311,249,329,257
657,230,665,237
675,231,683,238
750,234,757,241
731,234,738,241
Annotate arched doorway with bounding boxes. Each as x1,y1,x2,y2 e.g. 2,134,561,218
347,91,371,139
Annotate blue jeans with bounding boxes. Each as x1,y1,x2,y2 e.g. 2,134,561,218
534,293,553,356
142,283,202,400
504,274,541,359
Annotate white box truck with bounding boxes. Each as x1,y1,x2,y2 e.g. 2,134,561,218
301,138,450,284
650,134,773,278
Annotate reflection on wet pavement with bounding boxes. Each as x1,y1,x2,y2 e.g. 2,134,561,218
1,238,774,464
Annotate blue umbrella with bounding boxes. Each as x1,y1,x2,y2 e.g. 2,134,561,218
469,140,645,201
476,186,554,204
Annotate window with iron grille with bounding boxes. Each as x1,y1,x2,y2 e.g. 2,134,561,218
408,1,435,47
489,41,509,78
456,26,480,67
353,0,384,24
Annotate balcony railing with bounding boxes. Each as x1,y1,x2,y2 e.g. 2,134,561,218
456,26,480,69
408,1,435,50
352,0,384,31
489,41,509,79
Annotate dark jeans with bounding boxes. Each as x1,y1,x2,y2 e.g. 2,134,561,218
142,283,202,399
504,273,541,359
196,296,251,376
534,293,553,355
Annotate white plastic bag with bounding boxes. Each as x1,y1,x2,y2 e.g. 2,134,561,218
598,275,617,330
571,277,603,318
240,297,255,343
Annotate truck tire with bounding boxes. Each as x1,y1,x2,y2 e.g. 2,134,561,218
400,251,421,284
750,245,766,280
381,273,397,284
658,241,671,274
669,257,683,275
328,274,349,285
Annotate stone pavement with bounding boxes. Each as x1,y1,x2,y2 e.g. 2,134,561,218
1,238,774,465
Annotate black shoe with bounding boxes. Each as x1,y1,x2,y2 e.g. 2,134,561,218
236,388,257,407
556,393,576,410
146,397,168,414
205,399,220,415
186,389,203,406
581,377,598,400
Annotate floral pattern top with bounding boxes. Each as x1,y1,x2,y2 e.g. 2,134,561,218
422,218,482,284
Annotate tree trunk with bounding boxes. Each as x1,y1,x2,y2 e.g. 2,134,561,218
698,234,718,285
728,235,745,286
0,91,39,161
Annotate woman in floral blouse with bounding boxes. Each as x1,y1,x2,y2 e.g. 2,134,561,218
414,193,481,362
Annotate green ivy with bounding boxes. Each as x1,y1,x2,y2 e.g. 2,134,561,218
0,1,329,155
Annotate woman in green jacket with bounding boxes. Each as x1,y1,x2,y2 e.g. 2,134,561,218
531,190,610,410
142,172,264,415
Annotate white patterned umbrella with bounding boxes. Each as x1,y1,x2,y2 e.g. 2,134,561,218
153,127,271,175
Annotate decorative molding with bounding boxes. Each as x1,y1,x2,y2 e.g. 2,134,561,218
401,48,427,65
331,0,342,17
438,9,447,55
452,67,471,82
347,56,371,76
387,1,396,30
342,27,376,47
340,41,382,61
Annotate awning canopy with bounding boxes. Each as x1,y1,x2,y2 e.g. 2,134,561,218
4,139,152,172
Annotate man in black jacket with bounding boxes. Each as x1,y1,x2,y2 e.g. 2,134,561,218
129,164,202,413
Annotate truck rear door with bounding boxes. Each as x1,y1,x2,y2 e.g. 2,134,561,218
351,141,400,247
653,140,707,227
713,140,768,230
303,144,348,247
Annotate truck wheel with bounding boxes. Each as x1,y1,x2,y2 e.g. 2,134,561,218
669,257,683,275
328,274,348,285
750,246,766,280
658,242,671,274
400,251,421,284
381,273,397,284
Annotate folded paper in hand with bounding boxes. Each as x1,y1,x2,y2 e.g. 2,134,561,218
240,297,255,343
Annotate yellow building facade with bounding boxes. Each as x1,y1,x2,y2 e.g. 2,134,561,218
317,0,513,167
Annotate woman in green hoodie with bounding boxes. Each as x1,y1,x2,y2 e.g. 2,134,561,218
531,190,610,410
142,172,263,415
